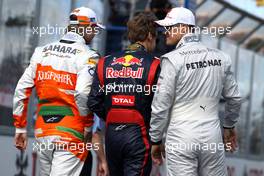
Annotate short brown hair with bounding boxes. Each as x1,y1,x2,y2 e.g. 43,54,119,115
127,12,158,43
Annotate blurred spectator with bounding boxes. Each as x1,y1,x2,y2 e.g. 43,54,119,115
246,38,264,53
145,0,174,57
146,0,172,20
250,125,262,155
108,0,131,25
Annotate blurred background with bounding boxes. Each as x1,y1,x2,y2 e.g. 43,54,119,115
0,0,263,175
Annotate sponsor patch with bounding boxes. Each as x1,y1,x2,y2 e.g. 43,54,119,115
87,58,97,65
186,59,222,70
111,55,143,67
43,44,82,55
36,65,77,88
37,70,74,86
106,67,144,79
88,67,95,76
112,95,135,106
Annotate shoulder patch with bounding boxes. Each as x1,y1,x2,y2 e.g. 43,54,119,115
87,57,98,65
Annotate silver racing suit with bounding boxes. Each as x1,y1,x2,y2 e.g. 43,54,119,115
150,33,241,176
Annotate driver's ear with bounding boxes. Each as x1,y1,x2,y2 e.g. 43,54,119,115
147,32,153,41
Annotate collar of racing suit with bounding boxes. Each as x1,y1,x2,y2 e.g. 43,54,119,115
60,31,86,45
175,33,200,49
125,42,147,52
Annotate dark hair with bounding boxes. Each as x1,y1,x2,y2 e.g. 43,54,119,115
150,0,171,9
127,12,158,43
188,25,196,33
69,14,78,21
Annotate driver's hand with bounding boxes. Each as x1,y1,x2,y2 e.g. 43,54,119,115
223,128,237,152
14,133,28,150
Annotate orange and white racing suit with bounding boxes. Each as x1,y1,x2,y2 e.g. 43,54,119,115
13,32,99,175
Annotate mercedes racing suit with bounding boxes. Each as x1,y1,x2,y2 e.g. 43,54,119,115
150,33,241,176
88,43,160,176
13,32,99,176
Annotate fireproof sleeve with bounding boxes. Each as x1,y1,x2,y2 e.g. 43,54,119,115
150,57,177,144
221,55,242,128
87,63,106,121
13,47,40,133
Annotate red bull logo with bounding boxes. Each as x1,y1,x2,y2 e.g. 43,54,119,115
111,55,143,67
106,67,144,79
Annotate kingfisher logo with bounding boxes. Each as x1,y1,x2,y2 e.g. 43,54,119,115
111,55,143,67
37,70,74,86
106,67,144,79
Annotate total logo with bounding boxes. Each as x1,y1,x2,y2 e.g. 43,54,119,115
111,55,143,67
112,95,135,106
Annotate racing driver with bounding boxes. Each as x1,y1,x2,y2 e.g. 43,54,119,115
150,7,242,176
88,12,160,176
13,7,106,176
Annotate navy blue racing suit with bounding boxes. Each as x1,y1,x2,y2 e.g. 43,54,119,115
88,43,160,176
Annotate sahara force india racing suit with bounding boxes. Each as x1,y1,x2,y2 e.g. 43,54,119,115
150,33,242,176
13,32,99,176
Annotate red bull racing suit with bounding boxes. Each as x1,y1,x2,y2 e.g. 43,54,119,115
13,32,99,176
150,33,242,176
88,43,160,176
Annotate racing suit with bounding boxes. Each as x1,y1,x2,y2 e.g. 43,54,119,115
150,33,242,176
13,32,99,176
88,43,160,176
